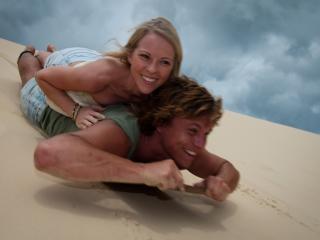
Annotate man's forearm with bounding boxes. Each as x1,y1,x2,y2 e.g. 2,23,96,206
34,134,146,184
216,161,240,192
190,150,240,192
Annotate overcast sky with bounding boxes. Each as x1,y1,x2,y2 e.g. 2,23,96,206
1,0,319,134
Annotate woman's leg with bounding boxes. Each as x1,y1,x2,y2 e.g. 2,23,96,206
18,47,47,126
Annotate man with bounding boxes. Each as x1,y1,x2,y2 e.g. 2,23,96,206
18,48,239,202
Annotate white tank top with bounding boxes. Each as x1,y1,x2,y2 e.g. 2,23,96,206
46,61,100,116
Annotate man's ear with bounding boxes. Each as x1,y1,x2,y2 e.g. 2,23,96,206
156,126,163,133
156,119,170,134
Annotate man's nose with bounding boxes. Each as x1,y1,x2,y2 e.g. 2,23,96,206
194,135,206,148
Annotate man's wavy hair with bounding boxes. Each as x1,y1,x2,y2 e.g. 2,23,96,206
133,75,223,136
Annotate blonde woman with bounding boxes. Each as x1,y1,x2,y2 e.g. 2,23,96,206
19,17,182,129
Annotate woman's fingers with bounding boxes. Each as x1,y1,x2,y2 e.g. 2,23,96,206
90,111,106,120
91,105,105,112
86,115,99,124
82,119,94,127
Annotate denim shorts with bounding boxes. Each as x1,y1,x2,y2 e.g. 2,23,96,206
20,78,47,127
44,47,103,68
20,47,103,126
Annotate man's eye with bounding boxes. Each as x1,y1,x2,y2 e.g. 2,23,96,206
188,128,198,135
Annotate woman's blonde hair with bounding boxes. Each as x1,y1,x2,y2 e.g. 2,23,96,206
106,17,183,78
134,75,223,135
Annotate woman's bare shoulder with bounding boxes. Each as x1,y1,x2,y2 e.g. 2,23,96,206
97,56,129,77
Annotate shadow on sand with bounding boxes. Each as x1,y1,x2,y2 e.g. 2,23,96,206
34,182,237,234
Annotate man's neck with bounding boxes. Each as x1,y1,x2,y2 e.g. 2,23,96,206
133,132,169,163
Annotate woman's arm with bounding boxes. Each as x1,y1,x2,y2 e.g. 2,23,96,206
36,59,110,116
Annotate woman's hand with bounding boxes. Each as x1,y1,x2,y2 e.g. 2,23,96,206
75,105,106,129
142,159,185,191
194,176,231,202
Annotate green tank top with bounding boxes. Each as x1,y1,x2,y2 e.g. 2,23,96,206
39,104,140,158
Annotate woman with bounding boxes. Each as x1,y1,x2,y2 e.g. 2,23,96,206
19,17,182,129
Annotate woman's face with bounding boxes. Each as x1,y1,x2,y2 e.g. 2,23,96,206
128,32,175,95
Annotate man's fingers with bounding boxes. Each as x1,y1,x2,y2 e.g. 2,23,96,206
166,170,184,191
193,180,206,188
205,179,231,201
176,171,185,191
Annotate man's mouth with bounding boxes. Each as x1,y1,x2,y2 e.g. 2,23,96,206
184,148,196,156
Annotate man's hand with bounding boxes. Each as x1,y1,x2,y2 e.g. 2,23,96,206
142,159,185,191
194,176,231,202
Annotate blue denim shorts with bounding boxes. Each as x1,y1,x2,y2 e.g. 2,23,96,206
20,78,47,127
20,47,103,126
44,47,103,67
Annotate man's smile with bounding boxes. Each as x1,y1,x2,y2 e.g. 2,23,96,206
184,148,196,156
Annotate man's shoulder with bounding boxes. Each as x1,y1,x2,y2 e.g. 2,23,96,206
103,104,138,136
102,104,140,158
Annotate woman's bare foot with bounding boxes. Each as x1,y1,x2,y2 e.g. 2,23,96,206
47,44,56,52
17,45,35,64
17,46,42,87
35,44,56,67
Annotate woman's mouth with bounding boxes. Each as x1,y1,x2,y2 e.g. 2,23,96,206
142,75,157,83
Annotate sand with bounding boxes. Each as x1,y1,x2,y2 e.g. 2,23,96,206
1,38,319,240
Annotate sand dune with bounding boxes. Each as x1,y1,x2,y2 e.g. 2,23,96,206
1,38,319,240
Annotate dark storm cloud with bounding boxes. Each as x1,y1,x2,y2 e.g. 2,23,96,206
0,0,134,50
0,0,319,133
0,0,54,43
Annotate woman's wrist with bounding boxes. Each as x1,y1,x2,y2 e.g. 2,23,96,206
71,103,81,120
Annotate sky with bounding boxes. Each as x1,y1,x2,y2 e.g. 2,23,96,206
1,0,319,134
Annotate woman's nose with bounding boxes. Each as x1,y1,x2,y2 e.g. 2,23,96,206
146,61,157,73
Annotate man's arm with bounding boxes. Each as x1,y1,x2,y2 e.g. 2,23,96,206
34,120,146,183
34,120,184,190
188,149,240,201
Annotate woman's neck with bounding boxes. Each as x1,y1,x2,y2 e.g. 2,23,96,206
110,73,143,102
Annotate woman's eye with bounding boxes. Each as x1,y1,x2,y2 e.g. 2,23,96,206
160,60,171,66
139,54,149,60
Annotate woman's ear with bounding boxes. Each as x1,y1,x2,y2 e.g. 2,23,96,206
127,52,132,64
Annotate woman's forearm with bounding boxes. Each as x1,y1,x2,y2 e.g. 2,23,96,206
36,70,75,117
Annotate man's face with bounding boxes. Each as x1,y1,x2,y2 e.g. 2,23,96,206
157,115,214,169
